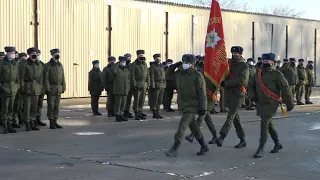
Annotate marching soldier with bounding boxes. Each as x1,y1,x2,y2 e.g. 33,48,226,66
216,46,249,148
246,58,256,110
102,56,116,117
163,59,175,112
149,54,166,119
88,60,104,115
12,52,28,127
305,60,315,104
195,56,204,72
20,48,44,131
248,53,294,158
255,57,263,69
35,49,47,126
130,50,149,120
165,54,209,157
44,49,66,129
296,59,307,105
123,53,134,118
0,52,4,124
275,60,281,71
0,46,20,134
111,56,130,122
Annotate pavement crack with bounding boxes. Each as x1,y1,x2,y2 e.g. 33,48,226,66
0,145,188,179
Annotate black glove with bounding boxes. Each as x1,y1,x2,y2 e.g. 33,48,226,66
220,81,225,87
198,110,206,116
132,86,137,91
45,91,50,95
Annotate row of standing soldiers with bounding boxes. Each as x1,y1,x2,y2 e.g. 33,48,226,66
245,57,315,110
0,47,66,134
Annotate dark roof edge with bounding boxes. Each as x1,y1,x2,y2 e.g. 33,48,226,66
134,0,320,23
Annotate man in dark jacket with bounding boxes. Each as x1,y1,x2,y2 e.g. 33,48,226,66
102,56,116,117
165,54,209,157
249,53,294,158
35,49,47,126
123,53,134,119
246,58,256,110
163,59,175,112
305,60,315,104
89,60,103,115
216,46,249,149
296,59,307,105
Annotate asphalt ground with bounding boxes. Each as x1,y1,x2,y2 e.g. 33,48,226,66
1,89,320,180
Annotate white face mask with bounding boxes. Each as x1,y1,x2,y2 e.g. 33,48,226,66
37,55,41,60
182,64,190,70
120,62,126,66
167,63,172,67
7,54,15,60
94,64,99,68
248,61,254,65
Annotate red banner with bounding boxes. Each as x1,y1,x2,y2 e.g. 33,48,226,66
204,0,229,100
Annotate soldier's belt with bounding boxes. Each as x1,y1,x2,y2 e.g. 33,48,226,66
50,83,61,85
25,80,41,83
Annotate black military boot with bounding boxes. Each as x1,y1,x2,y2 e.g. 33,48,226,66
156,110,163,119
235,138,247,148
115,115,122,122
253,145,264,158
210,109,218,114
36,117,47,126
108,110,113,117
152,110,159,119
165,108,175,112
120,115,128,122
12,121,21,128
208,135,217,144
165,140,181,157
297,101,305,105
134,112,141,120
306,100,313,104
124,111,134,118
18,115,24,125
185,134,194,143
215,136,225,147
139,111,147,120
53,119,63,129
196,138,209,156
30,121,39,131
49,120,56,129
271,143,283,153
7,123,17,133
96,111,102,116
3,123,9,134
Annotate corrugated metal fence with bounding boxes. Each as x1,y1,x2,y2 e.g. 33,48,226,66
1,0,320,98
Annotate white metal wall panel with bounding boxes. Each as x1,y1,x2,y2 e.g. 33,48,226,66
38,0,75,98
139,9,166,63
255,22,273,59
316,29,320,86
0,0,34,53
288,26,302,59
272,24,286,60
111,6,141,59
223,20,236,58
193,15,207,55
168,13,192,62
301,27,314,64
234,22,252,59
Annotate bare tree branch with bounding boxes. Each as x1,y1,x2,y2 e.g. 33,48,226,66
191,0,249,11
260,5,305,18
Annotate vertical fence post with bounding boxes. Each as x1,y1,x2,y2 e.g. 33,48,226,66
251,22,255,59
314,29,317,86
191,15,195,55
285,25,288,59
107,5,112,57
165,12,169,60
271,24,274,53
33,0,39,48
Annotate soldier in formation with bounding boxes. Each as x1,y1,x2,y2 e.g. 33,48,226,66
245,58,256,110
165,54,209,157
248,53,294,158
163,59,175,112
296,59,307,105
305,60,315,104
216,46,249,149
36,49,47,126
88,60,103,115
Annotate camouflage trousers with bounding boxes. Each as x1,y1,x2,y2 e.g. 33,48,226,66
1,95,16,124
114,95,127,115
174,112,204,142
259,116,279,147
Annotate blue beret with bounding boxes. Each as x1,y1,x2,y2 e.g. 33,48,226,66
118,56,127,61
231,46,243,54
136,50,145,55
92,60,99,65
153,54,161,58
108,56,116,61
124,53,131,57
289,58,296,62
50,48,60,55
166,59,173,63
298,59,304,62
182,54,196,63
261,53,276,61
27,48,38,54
